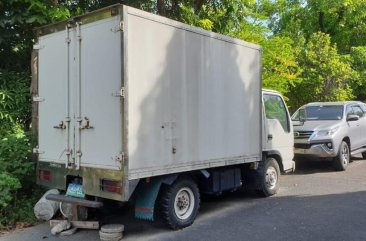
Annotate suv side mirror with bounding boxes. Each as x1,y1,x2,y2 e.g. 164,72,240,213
347,114,359,122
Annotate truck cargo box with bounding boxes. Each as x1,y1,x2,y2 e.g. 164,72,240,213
34,4,262,201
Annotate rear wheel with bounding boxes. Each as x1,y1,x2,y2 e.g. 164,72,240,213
157,178,200,230
256,158,280,197
334,141,350,171
362,152,366,160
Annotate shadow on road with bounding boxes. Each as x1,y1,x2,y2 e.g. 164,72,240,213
97,189,262,235
110,190,366,239
83,190,366,241
290,157,364,175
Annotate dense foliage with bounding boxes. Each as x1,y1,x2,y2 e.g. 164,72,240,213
0,70,35,228
1,0,366,228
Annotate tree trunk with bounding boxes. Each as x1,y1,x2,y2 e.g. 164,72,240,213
31,50,39,139
157,0,166,16
318,11,325,33
194,0,207,11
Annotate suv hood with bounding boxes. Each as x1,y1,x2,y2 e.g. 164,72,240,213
293,120,342,132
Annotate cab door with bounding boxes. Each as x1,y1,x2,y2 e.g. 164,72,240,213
346,105,362,149
349,104,366,149
262,93,294,171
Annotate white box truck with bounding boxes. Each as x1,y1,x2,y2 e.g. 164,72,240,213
32,4,295,229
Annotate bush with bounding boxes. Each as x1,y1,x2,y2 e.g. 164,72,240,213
0,69,40,229
0,132,33,182
0,131,40,228
0,173,21,209
0,187,42,229
0,70,31,125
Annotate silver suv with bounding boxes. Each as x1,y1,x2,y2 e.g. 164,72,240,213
292,101,366,171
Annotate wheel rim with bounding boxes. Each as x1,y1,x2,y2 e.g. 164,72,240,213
174,187,195,220
265,166,278,190
341,143,349,166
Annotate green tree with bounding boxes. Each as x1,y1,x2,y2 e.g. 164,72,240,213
288,32,355,108
269,0,366,53
349,46,366,101
261,36,302,99
235,1,302,102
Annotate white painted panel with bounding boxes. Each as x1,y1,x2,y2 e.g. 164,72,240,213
79,17,122,169
126,8,261,176
38,31,68,163
126,13,173,171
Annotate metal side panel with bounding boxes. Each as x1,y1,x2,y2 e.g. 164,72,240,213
125,7,261,179
125,9,173,176
78,16,123,170
37,31,69,163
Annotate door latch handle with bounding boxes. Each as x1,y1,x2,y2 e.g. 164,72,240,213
268,134,273,140
79,117,94,130
53,121,66,129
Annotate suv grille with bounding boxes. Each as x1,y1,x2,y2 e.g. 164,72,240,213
294,131,313,139
294,143,312,149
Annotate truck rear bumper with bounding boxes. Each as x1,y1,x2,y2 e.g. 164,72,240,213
46,194,103,208
37,162,126,201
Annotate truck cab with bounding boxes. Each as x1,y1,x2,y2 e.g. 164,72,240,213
262,89,295,173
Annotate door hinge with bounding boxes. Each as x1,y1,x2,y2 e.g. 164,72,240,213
111,21,124,33
33,96,45,102
33,146,44,154
116,152,126,164
112,87,125,98
33,44,45,50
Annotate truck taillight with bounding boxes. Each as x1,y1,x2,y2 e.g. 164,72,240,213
100,179,122,193
39,170,52,182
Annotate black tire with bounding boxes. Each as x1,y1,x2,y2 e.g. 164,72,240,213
157,178,200,230
334,141,350,171
256,157,280,197
362,152,366,160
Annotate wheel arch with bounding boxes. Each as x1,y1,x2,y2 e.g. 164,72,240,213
263,150,284,173
343,136,351,150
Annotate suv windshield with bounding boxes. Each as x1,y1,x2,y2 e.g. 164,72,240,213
293,105,344,121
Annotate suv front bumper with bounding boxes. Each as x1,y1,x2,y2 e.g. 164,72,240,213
294,142,337,158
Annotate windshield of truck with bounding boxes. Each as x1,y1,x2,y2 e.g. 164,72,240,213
292,105,344,121
263,94,290,132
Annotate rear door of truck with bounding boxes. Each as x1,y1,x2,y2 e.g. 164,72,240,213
36,13,123,171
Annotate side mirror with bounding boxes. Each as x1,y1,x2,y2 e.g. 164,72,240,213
347,114,359,122
299,116,306,123
299,109,306,123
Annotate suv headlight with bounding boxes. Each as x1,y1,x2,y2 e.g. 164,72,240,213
315,127,339,137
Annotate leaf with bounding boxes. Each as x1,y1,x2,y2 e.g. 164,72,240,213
25,16,38,23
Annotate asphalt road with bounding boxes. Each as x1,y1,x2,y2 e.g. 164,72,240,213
2,157,366,241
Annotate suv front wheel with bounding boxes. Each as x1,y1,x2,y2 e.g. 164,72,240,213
334,141,350,171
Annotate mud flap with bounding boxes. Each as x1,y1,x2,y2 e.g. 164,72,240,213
134,175,178,221
243,161,265,190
